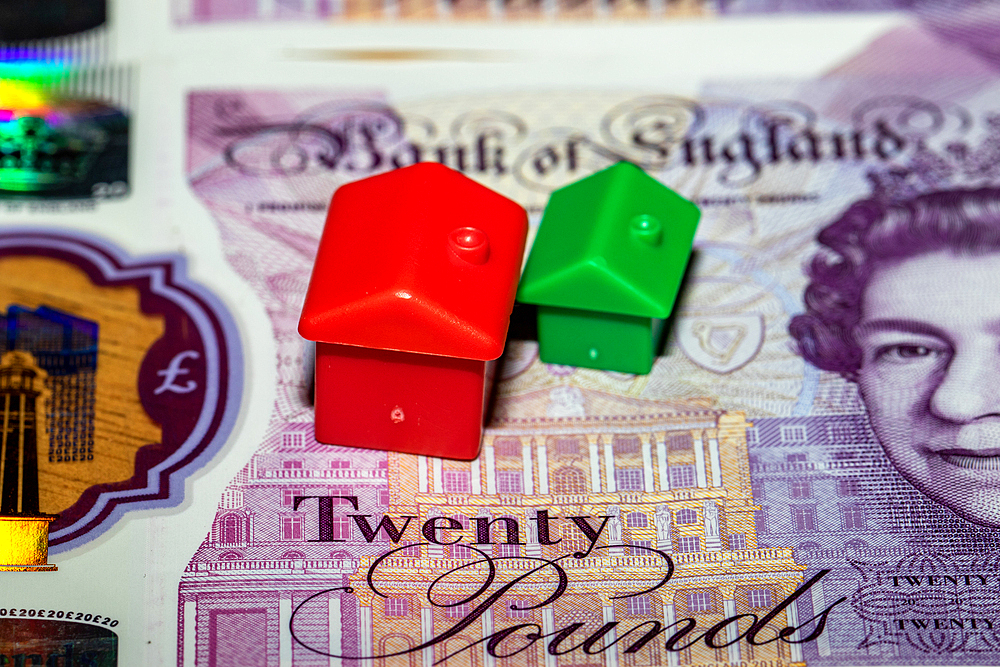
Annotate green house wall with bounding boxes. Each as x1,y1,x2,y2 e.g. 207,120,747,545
536,306,665,375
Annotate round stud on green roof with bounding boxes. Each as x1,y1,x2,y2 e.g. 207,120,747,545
629,214,663,247
515,161,701,374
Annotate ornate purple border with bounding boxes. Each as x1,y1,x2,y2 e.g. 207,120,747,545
0,229,243,552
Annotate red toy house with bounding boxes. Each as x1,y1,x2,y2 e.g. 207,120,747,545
298,163,528,460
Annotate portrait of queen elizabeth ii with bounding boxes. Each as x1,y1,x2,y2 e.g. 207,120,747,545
790,188,1000,528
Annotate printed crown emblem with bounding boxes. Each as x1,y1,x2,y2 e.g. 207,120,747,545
866,112,1000,203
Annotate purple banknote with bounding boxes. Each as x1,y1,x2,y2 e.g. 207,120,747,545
180,76,1000,667
834,1,1000,77
173,0,818,24
174,0,712,23
718,0,913,12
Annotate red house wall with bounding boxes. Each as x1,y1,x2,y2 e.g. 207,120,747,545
314,343,490,460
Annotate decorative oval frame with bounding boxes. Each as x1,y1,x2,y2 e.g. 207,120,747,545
0,229,243,552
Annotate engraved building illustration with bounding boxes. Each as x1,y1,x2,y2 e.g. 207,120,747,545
179,389,811,667
747,415,1000,665
354,387,807,667
178,421,390,667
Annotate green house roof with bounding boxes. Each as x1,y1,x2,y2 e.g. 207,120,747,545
517,162,700,319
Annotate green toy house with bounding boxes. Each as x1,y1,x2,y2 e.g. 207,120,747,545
517,162,700,375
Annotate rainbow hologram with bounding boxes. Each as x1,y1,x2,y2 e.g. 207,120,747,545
0,47,129,196
0,83,125,194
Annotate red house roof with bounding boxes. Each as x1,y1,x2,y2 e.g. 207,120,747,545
298,163,528,361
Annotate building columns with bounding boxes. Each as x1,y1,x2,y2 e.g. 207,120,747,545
708,437,722,488
602,604,619,667
432,458,443,494
485,442,497,495
810,578,832,657
183,598,197,667
421,606,434,667
418,456,429,493
656,432,670,491
482,607,497,667
328,594,342,667
542,608,557,667
522,440,534,495
279,594,293,666
471,456,482,495
360,604,373,660
587,435,601,493
603,439,616,493
536,439,550,495
723,598,741,664
641,437,654,492
694,433,708,488
663,603,680,667
785,594,804,663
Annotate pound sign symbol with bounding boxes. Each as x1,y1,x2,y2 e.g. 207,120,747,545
154,350,201,395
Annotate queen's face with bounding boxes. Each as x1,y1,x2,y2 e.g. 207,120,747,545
855,250,1000,527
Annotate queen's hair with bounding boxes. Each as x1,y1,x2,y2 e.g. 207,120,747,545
789,188,1000,381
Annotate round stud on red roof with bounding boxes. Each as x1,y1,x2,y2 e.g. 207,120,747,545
298,161,529,361
299,162,530,458
448,226,490,266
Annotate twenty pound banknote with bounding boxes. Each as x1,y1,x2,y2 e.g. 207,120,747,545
171,0,996,24
179,76,1000,667
172,0,917,24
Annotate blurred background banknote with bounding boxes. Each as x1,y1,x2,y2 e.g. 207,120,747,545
171,0,919,24
173,0,706,24
179,75,1000,667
